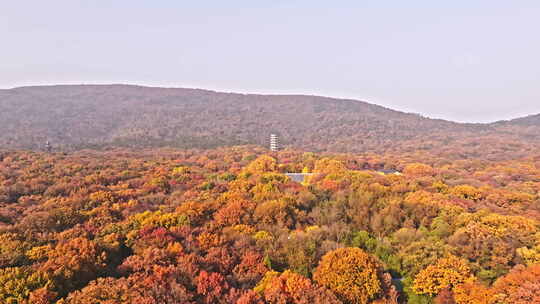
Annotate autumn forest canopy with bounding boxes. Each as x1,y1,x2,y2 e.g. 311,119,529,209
1,85,540,303
0,145,539,304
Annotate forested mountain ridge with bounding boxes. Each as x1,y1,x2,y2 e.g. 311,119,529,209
1,85,538,159
496,113,540,126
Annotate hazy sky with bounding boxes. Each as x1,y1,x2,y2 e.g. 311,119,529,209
1,1,539,122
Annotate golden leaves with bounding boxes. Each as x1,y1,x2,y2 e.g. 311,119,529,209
412,255,474,296
313,247,382,304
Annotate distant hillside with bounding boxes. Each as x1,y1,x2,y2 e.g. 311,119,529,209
0,85,539,159
499,113,540,126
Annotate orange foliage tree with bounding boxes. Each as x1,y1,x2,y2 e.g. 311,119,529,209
256,270,341,304
403,163,435,176
313,247,383,304
492,264,540,304
453,282,494,304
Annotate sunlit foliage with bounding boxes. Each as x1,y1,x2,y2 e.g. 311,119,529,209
0,146,539,303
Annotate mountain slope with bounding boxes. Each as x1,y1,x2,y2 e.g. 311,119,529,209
0,85,538,158
501,113,540,126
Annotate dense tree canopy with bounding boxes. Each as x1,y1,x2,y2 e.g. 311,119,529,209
0,146,538,303
314,247,382,304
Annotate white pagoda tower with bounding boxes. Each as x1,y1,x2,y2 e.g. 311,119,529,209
270,134,279,152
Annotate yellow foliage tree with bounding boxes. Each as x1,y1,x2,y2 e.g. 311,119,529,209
451,185,482,201
128,210,190,230
413,255,474,296
254,271,280,294
0,267,49,303
313,247,382,304
314,158,347,177
516,233,540,265
403,163,435,176
245,155,277,174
